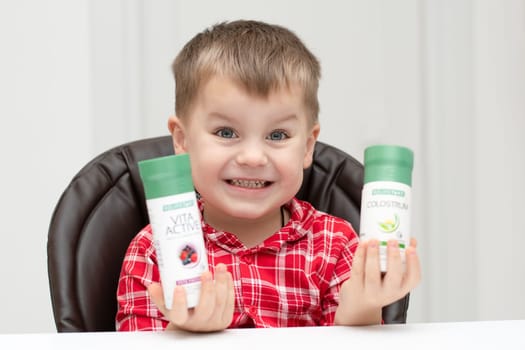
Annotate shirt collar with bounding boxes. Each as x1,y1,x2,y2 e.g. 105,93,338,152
198,198,315,254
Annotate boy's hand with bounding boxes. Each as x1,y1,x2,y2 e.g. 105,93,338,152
148,263,235,332
334,238,421,326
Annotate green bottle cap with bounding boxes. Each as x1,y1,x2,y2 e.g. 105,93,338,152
138,154,194,199
364,145,414,186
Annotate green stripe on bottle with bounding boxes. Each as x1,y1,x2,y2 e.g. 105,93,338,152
379,241,406,249
364,145,414,186
138,154,194,199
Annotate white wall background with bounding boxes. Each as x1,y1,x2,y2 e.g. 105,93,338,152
0,0,524,333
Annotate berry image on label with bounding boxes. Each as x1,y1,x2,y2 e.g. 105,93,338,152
179,244,199,266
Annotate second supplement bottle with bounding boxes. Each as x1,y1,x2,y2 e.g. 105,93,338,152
138,153,208,308
359,145,414,272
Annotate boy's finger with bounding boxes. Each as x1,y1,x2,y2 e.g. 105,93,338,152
349,241,366,283
222,270,235,327
364,240,381,291
169,286,190,326
383,240,403,289
213,265,229,311
402,245,421,294
214,264,234,326
191,271,216,323
147,283,167,314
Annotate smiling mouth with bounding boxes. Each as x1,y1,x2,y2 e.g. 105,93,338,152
227,179,271,189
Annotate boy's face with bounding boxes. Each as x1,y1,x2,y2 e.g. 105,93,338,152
168,75,319,229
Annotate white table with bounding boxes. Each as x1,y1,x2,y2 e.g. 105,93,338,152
1,320,524,350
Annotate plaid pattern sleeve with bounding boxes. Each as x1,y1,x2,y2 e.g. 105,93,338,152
115,198,359,330
115,228,167,331
319,223,358,326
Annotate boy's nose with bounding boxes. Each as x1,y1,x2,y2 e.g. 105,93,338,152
235,141,268,167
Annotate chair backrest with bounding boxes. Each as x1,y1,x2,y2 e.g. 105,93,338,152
47,136,409,332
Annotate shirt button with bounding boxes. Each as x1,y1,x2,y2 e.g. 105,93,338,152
243,255,253,264
248,306,257,315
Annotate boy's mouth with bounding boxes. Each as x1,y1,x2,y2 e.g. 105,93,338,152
227,179,270,189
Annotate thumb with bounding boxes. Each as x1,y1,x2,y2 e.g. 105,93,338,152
147,283,167,313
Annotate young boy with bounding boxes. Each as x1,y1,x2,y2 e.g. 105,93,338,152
116,20,420,332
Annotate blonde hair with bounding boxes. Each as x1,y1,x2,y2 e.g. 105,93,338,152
172,20,321,122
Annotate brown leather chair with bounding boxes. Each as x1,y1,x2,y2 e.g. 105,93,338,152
47,136,410,332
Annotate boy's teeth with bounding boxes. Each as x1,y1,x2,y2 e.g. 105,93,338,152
230,179,267,188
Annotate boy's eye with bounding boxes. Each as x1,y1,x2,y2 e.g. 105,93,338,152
215,128,237,139
267,130,288,141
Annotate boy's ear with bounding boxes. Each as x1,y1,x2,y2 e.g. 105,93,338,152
167,115,187,154
303,123,320,169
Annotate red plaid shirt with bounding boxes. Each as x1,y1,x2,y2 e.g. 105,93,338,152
116,198,359,331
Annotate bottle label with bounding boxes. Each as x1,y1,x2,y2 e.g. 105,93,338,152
146,191,208,308
360,181,411,271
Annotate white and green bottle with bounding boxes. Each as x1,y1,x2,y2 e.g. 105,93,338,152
359,145,414,272
138,154,208,309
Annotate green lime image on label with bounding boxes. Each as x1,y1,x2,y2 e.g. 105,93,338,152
378,214,399,233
